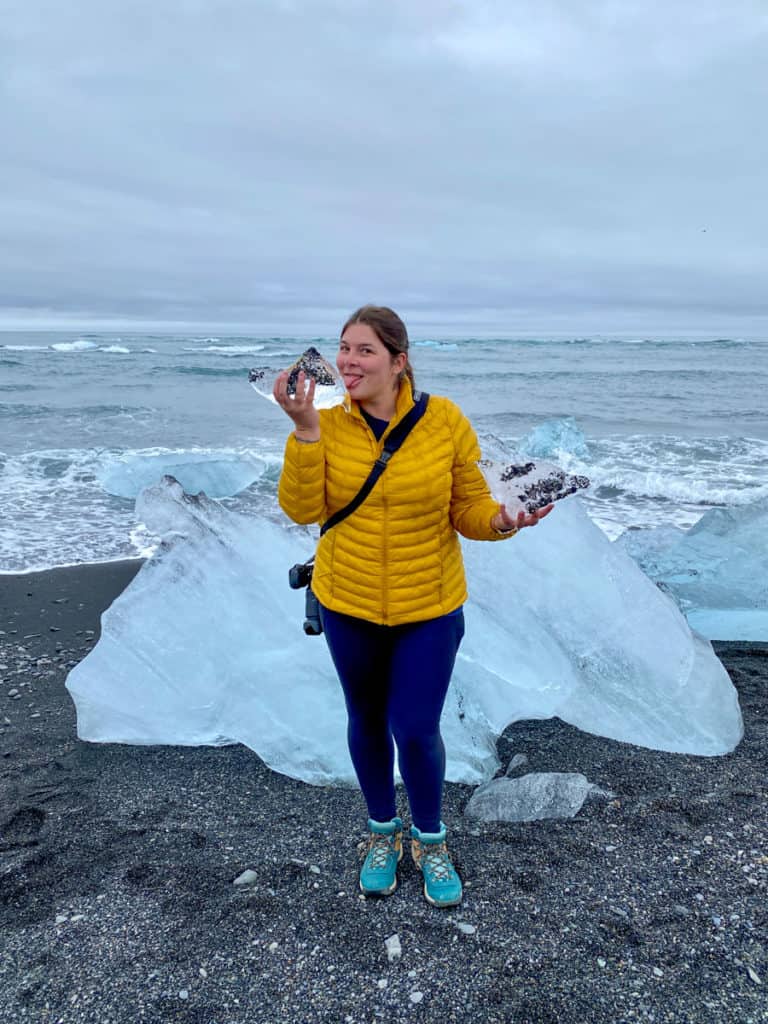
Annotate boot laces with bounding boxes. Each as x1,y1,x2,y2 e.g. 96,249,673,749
421,842,454,881
367,832,395,870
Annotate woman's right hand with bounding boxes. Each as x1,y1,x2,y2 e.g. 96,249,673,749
273,370,321,441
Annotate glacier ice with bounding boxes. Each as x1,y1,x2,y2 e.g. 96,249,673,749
464,772,604,822
480,459,590,515
248,346,345,409
616,500,768,640
65,479,743,786
518,417,590,460
99,451,265,499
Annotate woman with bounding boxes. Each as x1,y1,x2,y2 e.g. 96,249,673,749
274,305,551,907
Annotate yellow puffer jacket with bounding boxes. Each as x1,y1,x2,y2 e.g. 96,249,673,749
278,379,513,625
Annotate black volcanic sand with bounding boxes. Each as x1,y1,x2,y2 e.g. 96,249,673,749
1,563,766,1024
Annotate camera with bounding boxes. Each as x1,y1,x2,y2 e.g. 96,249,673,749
289,560,313,590
288,559,323,635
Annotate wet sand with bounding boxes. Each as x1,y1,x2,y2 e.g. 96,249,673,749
1,562,766,1023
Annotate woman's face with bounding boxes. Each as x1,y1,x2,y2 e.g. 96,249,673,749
337,323,406,406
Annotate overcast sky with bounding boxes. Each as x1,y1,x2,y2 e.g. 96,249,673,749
1,1,766,335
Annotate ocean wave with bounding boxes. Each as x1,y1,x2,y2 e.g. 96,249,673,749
1,344,48,351
181,344,266,355
99,345,131,354
0,358,21,366
51,340,99,352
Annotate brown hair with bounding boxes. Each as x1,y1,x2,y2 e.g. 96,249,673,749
341,304,415,390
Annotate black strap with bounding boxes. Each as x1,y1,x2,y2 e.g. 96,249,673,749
320,392,429,537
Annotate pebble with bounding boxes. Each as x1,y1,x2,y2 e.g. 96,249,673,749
385,934,402,962
55,915,68,925
199,968,208,979
233,869,258,886
456,922,476,935
409,992,424,1004
653,967,664,978
7,689,19,697
597,958,607,968
179,989,189,1000
268,941,279,952
746,966,762,985
377,979,387,990
407,969,417,978
309,864,321,874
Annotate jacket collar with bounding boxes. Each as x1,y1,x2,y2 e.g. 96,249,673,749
343,378,415,432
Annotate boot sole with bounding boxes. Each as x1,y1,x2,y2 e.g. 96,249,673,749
422,882,463,908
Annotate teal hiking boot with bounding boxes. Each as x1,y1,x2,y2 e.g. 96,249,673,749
359,817,403,897
410,823,463,907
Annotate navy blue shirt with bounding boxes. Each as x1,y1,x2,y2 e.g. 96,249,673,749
361,407,389,441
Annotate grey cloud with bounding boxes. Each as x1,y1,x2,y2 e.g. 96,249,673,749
0,1,766,333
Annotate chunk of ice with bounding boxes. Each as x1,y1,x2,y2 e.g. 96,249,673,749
248,346,345,409
464,772,601,822
616,500,768,640
480,459,590,515
65,478,743,786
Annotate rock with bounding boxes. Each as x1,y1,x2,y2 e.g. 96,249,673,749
309,864,321,874
505,753,528,775
179,989,189,999
409,992,424,1004
464,772,605,822
746,966,762,985
597,958,607,968
456,922,476,935
233,869,258,886
385,934,402,962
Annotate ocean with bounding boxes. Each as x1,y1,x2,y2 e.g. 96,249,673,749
2,331,767,574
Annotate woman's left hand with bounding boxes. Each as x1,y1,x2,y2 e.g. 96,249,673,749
492,502,554,533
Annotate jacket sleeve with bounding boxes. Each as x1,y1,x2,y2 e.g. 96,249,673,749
448,404,513,542
278,433,327,525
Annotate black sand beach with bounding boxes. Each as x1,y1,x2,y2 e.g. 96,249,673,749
1,562,766,1024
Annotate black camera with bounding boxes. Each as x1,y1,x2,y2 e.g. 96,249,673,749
289,561,313,590
288,559,323,635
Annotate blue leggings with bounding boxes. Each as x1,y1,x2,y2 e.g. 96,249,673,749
320,605,465,833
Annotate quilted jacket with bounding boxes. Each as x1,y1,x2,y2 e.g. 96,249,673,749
278,379,513,625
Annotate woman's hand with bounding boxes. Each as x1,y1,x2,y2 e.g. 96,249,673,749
492,502,554,533
273,369,321,441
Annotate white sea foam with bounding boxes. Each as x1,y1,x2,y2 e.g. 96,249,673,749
1,344,49,350
99,345,131,354
51,340,99,352
182,344,266,355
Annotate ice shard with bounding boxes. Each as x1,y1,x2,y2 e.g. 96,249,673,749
248,346,345,409
616,499,768,640
66,481,743,786
480,459,590,515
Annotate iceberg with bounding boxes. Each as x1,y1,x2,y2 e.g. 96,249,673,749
99,451,265,500
66,480,743,786
616,500,768,641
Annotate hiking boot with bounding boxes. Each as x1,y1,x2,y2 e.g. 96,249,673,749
410,823,463,907
359,817,403,896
